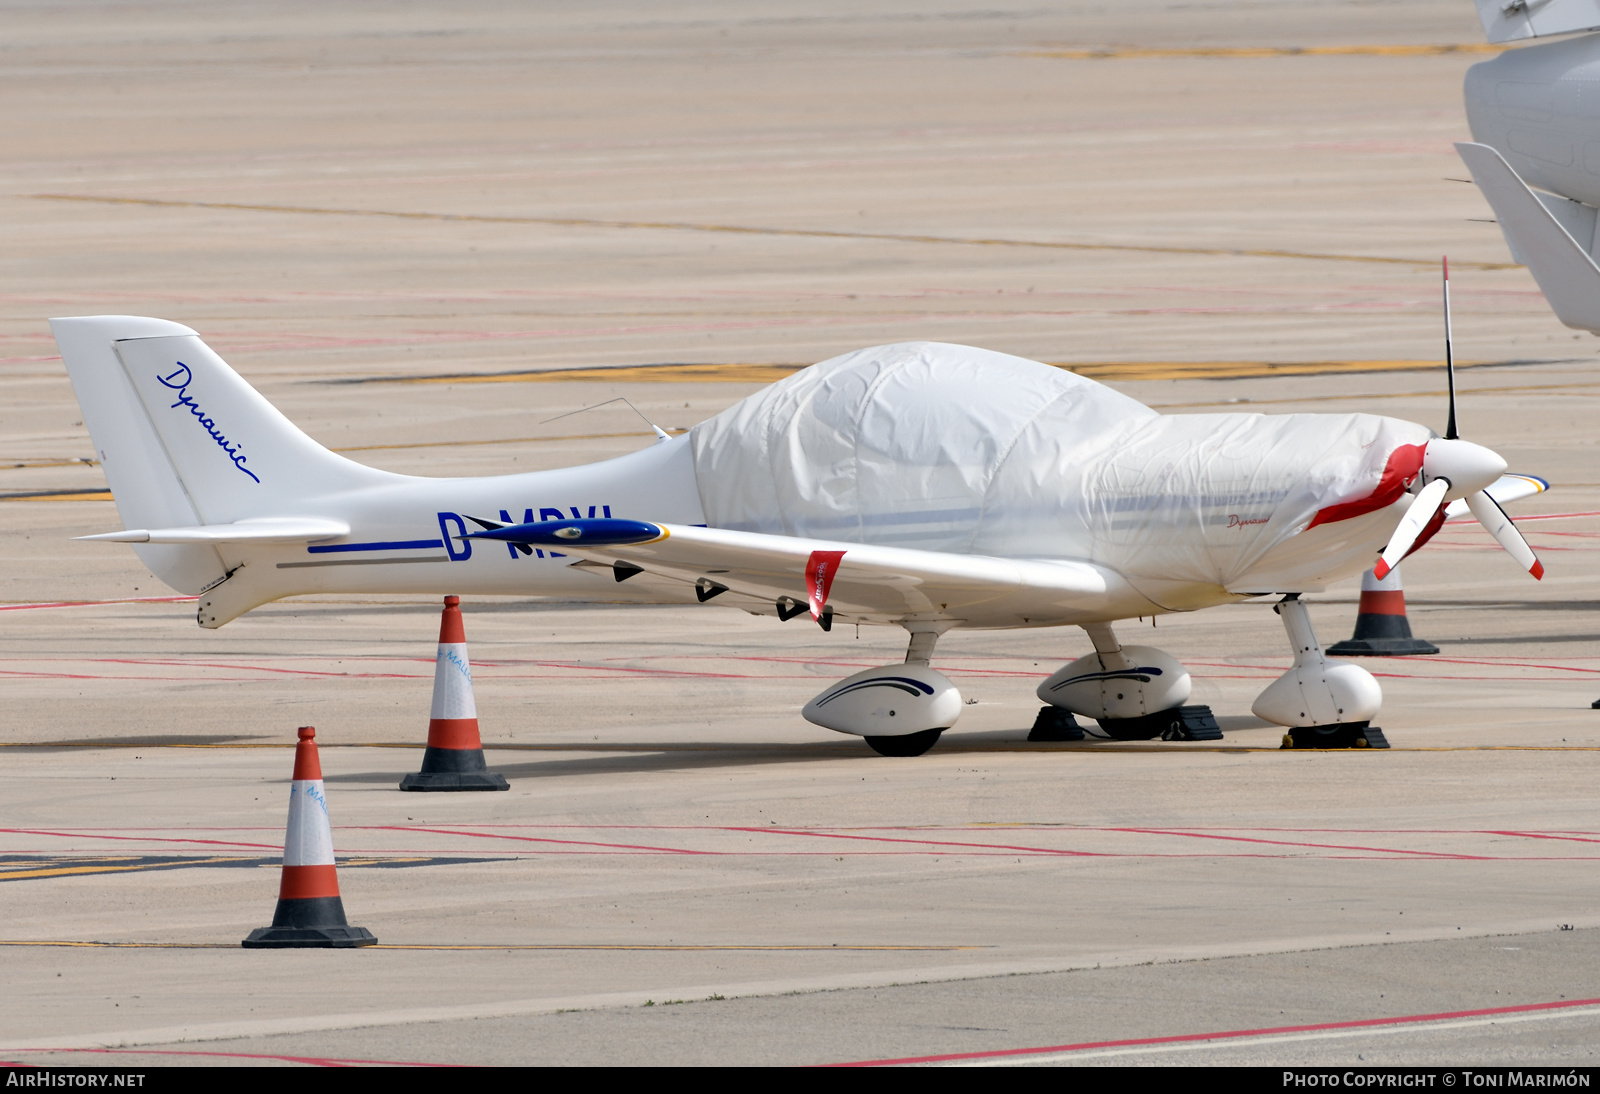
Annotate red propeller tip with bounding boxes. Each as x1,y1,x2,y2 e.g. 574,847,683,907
1372,559,1391,581
1531,559,1545,580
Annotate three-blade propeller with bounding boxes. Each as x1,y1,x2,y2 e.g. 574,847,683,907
1372,259,1543,581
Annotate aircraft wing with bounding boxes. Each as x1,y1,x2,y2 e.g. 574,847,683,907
465,518,1120,625
1442,472,1548,519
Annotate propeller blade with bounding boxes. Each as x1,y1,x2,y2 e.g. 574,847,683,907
1374,477,1449,580
1465,489,1545,580
1443,256,1459,441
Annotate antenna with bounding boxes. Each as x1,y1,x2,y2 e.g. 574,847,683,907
540,396,673,442
1443,255,1459,441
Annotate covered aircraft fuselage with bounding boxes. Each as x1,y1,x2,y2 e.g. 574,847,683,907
56,320,1427,628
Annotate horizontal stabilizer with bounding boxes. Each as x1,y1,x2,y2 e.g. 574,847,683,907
1456,142,1600,333
77,517,350,545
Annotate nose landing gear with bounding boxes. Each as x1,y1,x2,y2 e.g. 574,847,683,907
1255,596,1390,749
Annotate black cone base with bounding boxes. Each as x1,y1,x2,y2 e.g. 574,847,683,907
400,770,509,791
399,745,509,791
243,924,377,948
242,895,376,948
1327,636,1439,656
1328,611,1438,657
1280,722,1389,750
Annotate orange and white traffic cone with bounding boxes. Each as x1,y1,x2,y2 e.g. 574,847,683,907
243,726,376,948
399,595,509,791
1326,565,1439,656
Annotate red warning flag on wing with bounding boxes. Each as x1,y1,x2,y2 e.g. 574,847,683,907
806,550,847,620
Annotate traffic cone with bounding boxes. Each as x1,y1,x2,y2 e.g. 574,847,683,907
1326,565,1439,656
243,726,376,948
399,595,509,791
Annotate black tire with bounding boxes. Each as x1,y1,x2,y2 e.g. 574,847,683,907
864,729,944,757
1095,715,1175,741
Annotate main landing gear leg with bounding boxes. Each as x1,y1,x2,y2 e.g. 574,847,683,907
857,627,949,757
1254,595,1390,749
1031,622,1222,742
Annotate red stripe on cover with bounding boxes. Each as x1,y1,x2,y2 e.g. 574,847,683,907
426,717,483,750
1307,443,1425,530
278,863,340,899
1356,590,1407,616
291,726,321,780
438,596,465,644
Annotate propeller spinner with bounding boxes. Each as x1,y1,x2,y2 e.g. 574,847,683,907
1371,260,1543,582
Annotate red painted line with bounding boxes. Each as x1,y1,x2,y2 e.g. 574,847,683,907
1421,656,1600,676
371,824,717,855
1484,830,1600,845
1199,656,1597,682
825,995,1600,1067
726,826,1106,857
1490,510,1600,522
1106,827,1490,860
8,1046,452,1067
0,596,195,612
97,657,424,680
0,828,280,851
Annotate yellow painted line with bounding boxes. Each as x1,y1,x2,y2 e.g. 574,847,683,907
0,940,235,949
389,364,804,386
1153,377,1600,409
0,491,112,502
0,856,254,882
1,740,1597,754
0,940,984,951
26,194,1518,271
1065,360,1477,383
365,358,1529,387
1022,43,1507,60
368,944,985,951
331,427,687,453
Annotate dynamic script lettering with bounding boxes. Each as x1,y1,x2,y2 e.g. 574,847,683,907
157,362,260,483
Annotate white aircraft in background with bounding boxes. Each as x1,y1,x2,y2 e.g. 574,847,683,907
52,316,1545,756
1459,0,1600,330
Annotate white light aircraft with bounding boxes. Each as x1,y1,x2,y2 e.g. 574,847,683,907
52,315,1546,756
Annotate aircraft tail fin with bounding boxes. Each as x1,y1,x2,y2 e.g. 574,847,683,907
1456,142,1600,334
50,315,398,594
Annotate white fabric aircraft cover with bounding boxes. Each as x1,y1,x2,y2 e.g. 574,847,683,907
690,343,1432,591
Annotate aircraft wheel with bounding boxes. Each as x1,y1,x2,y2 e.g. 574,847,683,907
864,729,944,757
1097,709,1185,740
